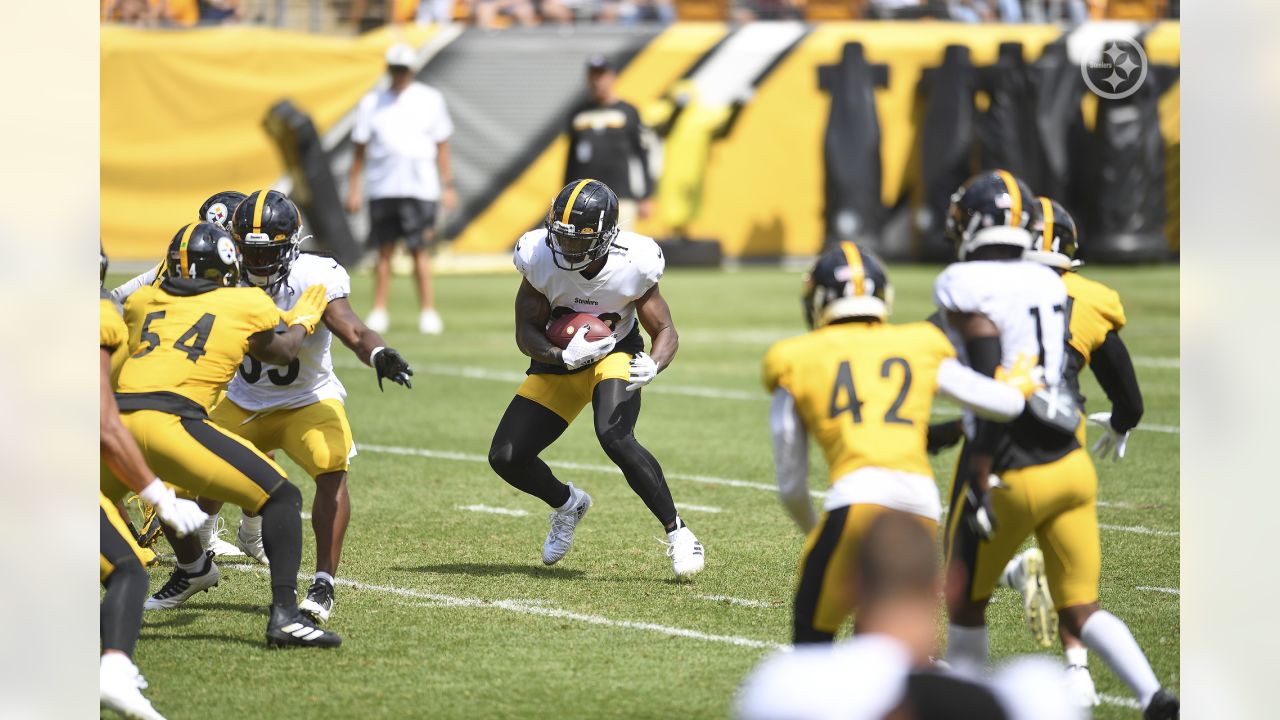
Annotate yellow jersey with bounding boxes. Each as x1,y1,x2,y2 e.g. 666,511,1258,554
117,280,282,415
763,321,956,482
1063,272,1126,364
99,290,130,389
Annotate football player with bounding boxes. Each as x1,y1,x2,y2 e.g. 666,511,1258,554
997,197,1146,707
162,189,413,624
937,172,1177,719
763,241,1038,643
488,179,704,577
100,248,208,719
105,221,341,648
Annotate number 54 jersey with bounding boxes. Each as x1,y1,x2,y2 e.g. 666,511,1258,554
226,253,351,412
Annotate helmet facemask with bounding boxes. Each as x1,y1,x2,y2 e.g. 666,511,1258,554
546,219,616,272
240,230,300,293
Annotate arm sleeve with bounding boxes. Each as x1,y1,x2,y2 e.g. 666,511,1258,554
110,264,160,303
936,358,1026,422
964,334,1006,454
351,96,373,145
1089,330,1144,432
770,387,817,533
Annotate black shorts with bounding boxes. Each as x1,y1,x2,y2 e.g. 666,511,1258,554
368,197,438,250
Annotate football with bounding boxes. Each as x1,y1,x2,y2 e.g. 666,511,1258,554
546,312,613,349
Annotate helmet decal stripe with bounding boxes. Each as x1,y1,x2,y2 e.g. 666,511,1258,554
178,223,198,278
251,190,268,232
995,169,1021,226
561,179,593,225
839,241,866,297
1039,197,1055,251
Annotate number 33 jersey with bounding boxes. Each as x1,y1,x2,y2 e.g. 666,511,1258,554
227,253,352,412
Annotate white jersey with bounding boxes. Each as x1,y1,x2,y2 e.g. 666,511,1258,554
513,228,664,345
226,253,350,412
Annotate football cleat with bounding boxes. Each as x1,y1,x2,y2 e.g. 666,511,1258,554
100,655,166,720
198,514,246,558
235,516,269,565
366,307,389,333
266,606,342,649
418,308,443,335
1143,688,1180,720
299,579,335,624
126,495,164,548
663,524,705,578
1006,548,1057,647
1064,664,1100,708
543,483,591,565
144,551,219,610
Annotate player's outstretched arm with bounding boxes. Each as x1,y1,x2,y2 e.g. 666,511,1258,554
769,387,817,533
324,297,413,389
1089,330,1144,433
109,262,160,304
635,283,678,371
248,284,328,366
514,278,564,366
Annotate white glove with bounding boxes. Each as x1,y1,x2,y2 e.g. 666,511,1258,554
1087,411,1129,461
561,325,617,370
139,480,209,538
625,352,658,391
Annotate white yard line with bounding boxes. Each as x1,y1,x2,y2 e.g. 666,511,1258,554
698,595,780,609
363,444,1178,537
1132,356,1180,369
457,504,530,517
681,504,724,514
1136,586,1181,596
1099,693,1142,710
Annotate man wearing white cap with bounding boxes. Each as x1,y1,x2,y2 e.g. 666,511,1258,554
347,43,457,335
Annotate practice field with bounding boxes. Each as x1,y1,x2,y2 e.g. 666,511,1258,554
105,263,1179,719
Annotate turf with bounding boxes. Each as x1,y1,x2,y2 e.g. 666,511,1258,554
104,263,1179,719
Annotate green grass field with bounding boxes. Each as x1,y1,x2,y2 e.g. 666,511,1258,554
105,263,1178,719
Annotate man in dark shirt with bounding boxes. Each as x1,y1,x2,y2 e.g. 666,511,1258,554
565,55,654,229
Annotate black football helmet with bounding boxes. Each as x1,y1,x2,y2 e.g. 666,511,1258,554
199,190,247,229
545,179,620,271
165,222,242,287
803,241,893,328
229,189,302,292
945,170,1035,260
1026,196,1080,271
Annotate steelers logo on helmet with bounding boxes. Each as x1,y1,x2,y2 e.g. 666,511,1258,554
1024,196,1081,271
230,189,302,292
545,179,620,271
802,241,892,329
165,222,242,288
206,203,228,226
199,190,248,230
945,170,1035,260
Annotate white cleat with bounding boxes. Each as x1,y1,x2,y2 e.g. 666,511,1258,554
144,551,220,610
418,308,443,335
100,654,166,720
198,514,246,558
366,307,389,333
664,524,705,578
543,483,591,565
1010,548,1057,647
236,516,269,566
1065,663,1101,708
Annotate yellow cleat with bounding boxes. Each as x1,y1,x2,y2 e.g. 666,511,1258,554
1018,548,1058,648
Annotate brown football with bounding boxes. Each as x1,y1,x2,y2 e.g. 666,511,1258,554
546,313,614,349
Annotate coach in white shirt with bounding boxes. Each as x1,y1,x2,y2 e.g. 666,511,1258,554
347,43,457,335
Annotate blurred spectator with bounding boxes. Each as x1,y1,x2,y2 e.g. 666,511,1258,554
565,55,654,229
732,0,801,22
196,0,244,24
346,44,457,335
1022,0,1088,22
616,0,674,23
103,0,198,25
474,0,539,26
415,0,457,23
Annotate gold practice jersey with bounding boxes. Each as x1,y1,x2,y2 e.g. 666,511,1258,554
1062,272,1126,404
117,280,281,415
763,321,956,481
100,290,130,388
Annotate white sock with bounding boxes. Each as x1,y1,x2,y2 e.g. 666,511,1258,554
177,554,207,573
1080,610,1160,708
945,624,989,671
999,555,1022,588
100,651,135,675
557,485,578,511
315,571,335,586
240,513,263,536
1065,645,1089,667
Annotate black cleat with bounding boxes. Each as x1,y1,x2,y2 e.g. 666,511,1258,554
266,605,342,649
299,579,335,624
144,550,219,610
1143,688,1179,720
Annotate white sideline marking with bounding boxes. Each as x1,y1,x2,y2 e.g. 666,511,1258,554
364,444,1178,537
227,565,779,650
1099,693,1142,710
1136,586,1181,596
682,504,724,514
1132,356,1180,369
1099,523,1179,538
457,504,530,517
698,595,779,608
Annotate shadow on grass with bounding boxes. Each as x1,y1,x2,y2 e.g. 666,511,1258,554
395,562,586,580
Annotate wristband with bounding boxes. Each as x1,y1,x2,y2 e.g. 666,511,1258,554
138,479,170,505
369,346,385,366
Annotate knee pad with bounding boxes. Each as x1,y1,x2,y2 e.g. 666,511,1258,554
267,480,303,512
488,441,517,474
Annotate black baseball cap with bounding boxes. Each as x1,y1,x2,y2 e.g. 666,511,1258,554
586,55,614,73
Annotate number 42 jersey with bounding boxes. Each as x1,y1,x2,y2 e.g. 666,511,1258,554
226,253,351,412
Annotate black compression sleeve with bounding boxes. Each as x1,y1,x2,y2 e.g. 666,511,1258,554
964,336,1004,454
1090,331,1144,432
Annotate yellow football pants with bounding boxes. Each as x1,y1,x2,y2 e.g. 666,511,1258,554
515,352,633,423
210,398,354,479
100,493,148,582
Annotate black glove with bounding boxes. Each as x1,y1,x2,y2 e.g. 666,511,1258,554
964,481,998,541
372,347,413,391
926,420,964,454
